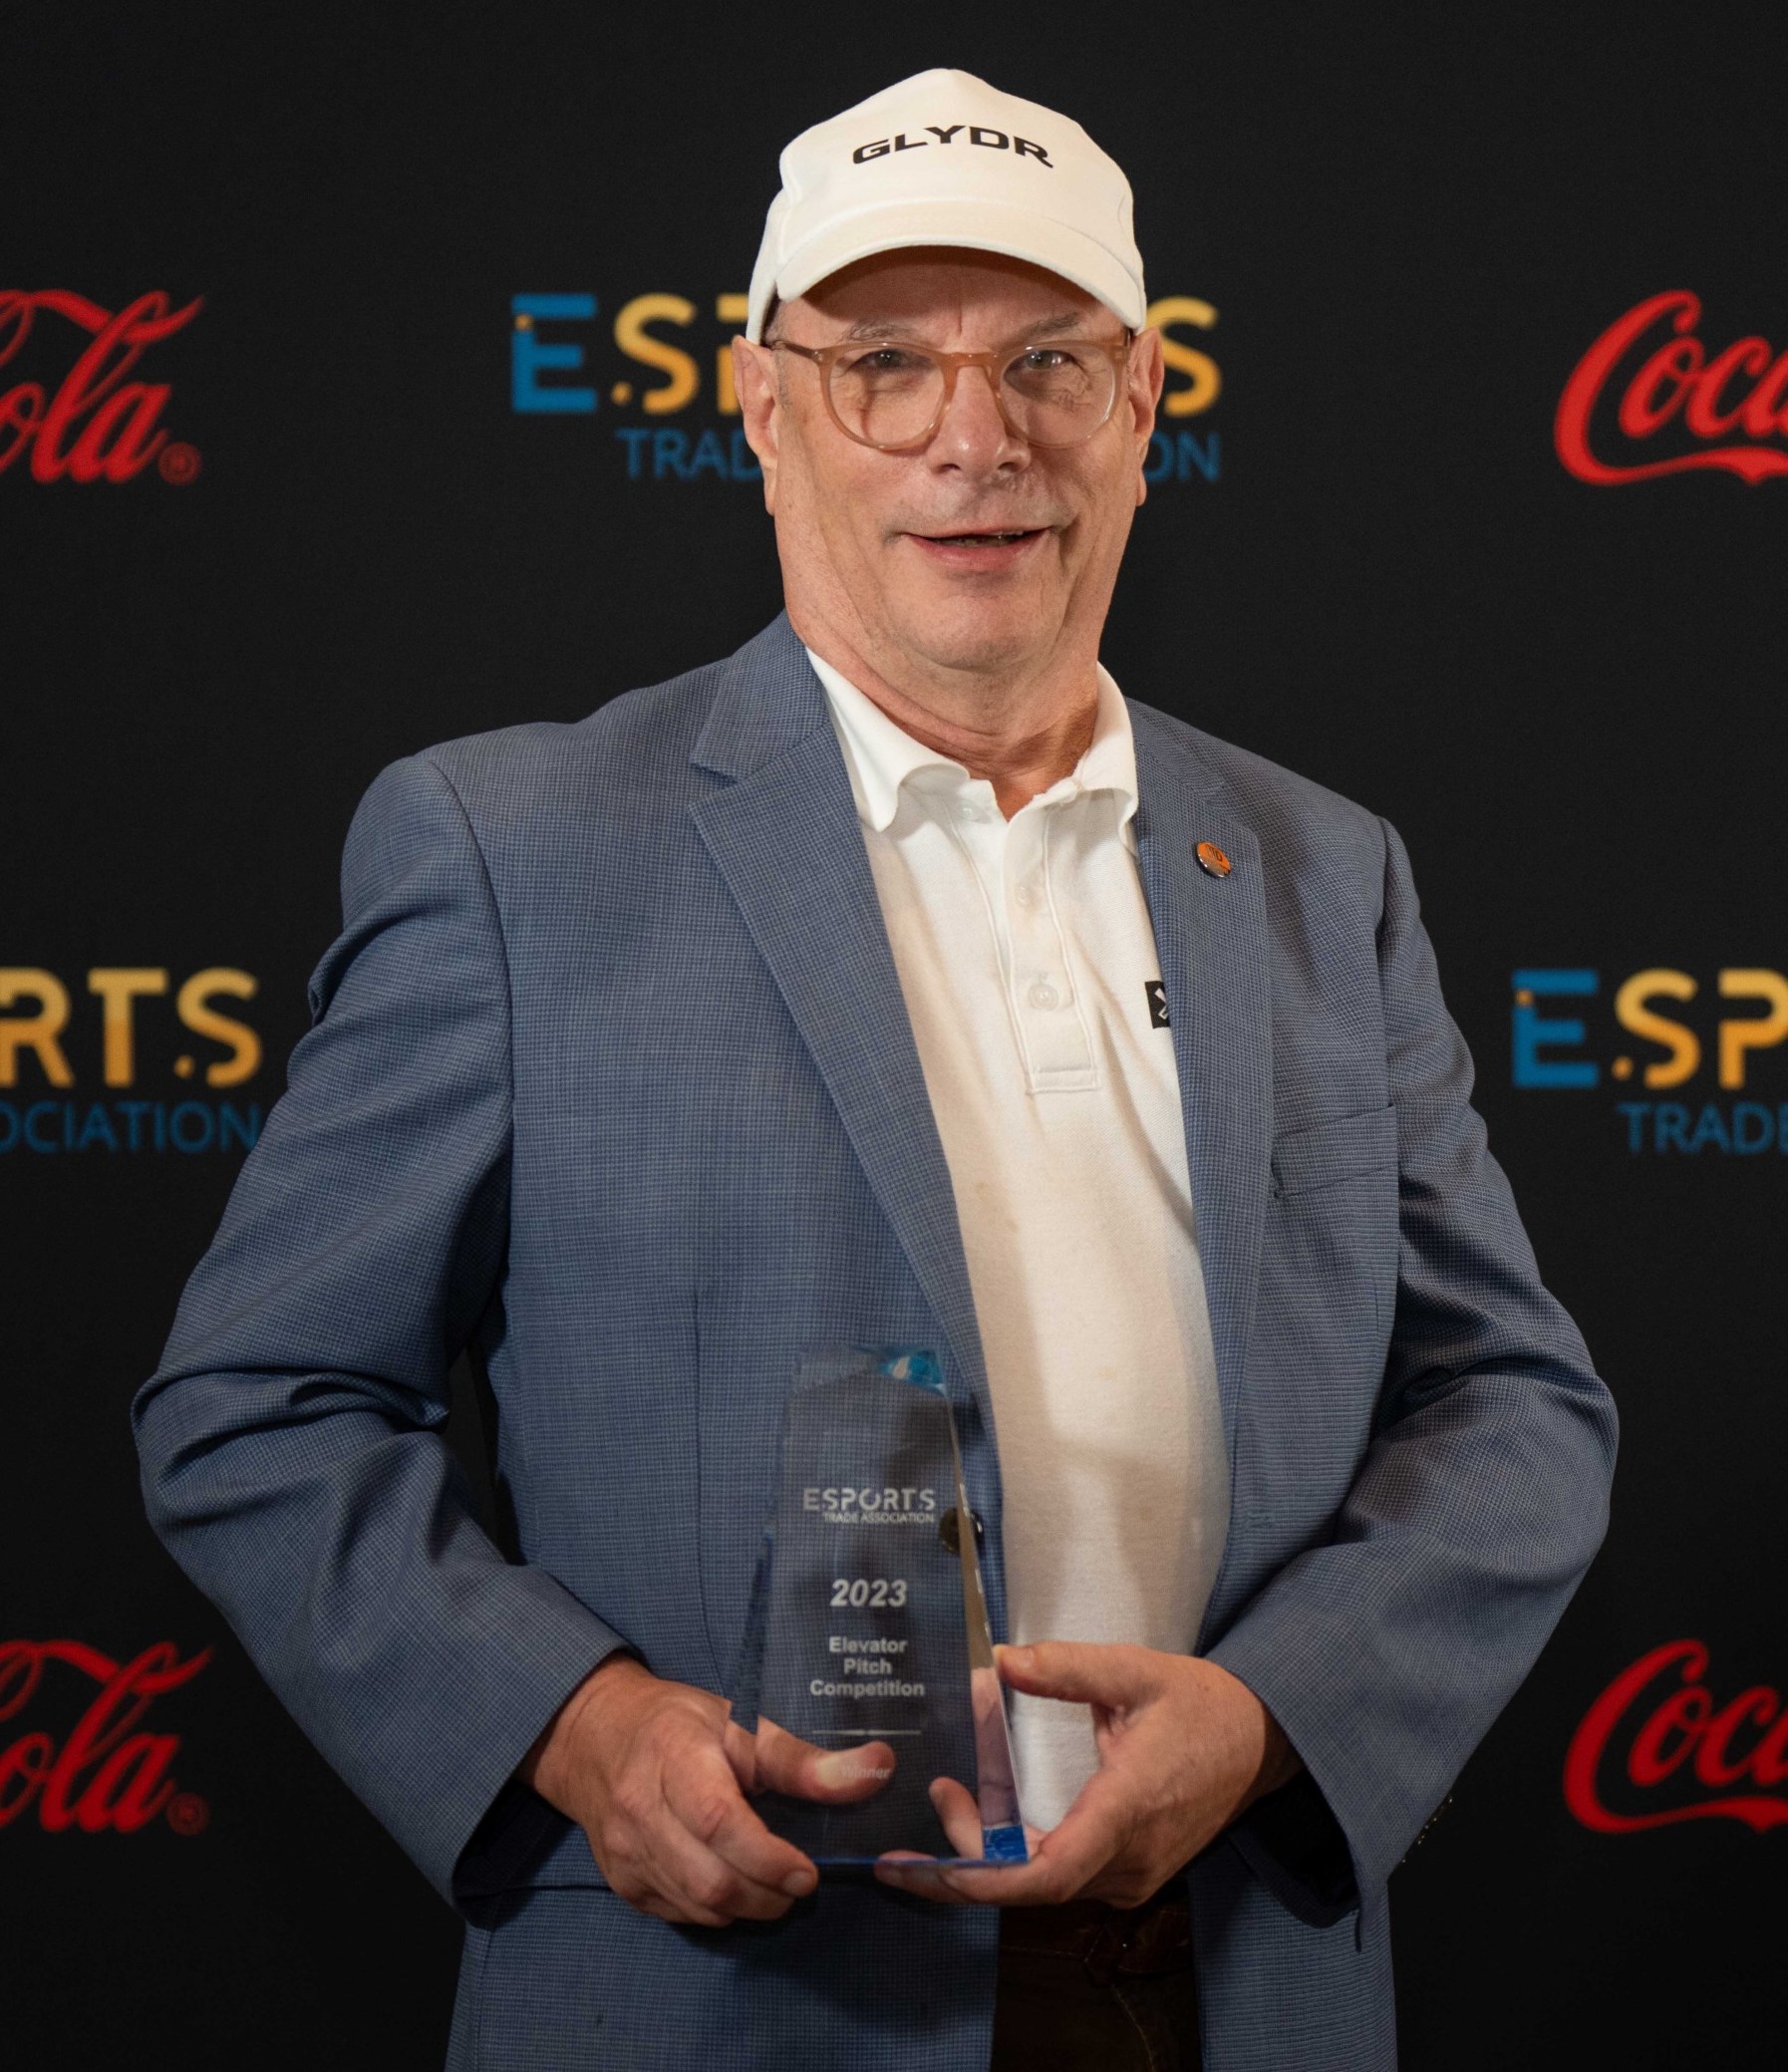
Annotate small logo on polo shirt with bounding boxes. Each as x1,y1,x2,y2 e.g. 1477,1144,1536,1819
1145,981,1170,1029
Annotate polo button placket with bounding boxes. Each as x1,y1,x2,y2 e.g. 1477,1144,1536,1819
1002,793,1096,1090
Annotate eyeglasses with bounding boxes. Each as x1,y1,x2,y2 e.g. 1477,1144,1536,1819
768,332,1133,450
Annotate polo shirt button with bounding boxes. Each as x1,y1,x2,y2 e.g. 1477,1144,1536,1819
1028,981,1059,1011
1015,884,1038,908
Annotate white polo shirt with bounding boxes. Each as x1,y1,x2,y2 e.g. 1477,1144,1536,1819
808,648,1229,1831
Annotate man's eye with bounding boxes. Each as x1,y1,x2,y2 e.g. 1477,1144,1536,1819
845,347,928,375
1017,348,1079,373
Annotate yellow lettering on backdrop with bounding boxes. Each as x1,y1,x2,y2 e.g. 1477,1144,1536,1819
1717,969,1788,1090
1146,297,1222,419
178,969,262,1087
1614,970,1699,1089
88,968,169,1086
0,969,74,1087
616,295,698,415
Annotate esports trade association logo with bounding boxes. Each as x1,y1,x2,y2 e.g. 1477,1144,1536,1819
1556,290,1788,486
510,291,1223,485
0,966,261,1156
802,1484,940,1525
0,290,203,485
1511,967,1788,1154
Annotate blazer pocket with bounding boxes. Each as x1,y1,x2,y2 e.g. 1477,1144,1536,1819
1270,1103,1398,1199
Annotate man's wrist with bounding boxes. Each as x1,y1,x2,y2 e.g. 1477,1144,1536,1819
1213,1663,1304,1822
519,1650,644,1813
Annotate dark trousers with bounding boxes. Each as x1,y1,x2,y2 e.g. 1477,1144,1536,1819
990,1882,1202,2072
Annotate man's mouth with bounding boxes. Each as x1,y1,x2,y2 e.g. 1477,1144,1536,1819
921,528,1040,545
905,526,1050,562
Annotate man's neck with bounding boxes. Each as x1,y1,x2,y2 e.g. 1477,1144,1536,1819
792,612,1100,820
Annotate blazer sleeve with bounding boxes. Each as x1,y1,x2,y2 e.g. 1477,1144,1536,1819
130,751,630,1911
1207,813,1620,1915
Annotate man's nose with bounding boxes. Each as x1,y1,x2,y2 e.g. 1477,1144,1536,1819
926,362,1027,472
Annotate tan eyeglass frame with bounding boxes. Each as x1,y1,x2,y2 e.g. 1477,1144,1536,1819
767,334,1133,449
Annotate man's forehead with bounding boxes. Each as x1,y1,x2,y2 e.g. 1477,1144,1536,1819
790,249,1108,336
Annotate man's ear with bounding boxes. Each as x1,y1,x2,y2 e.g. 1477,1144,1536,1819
1127,327,1165,508
731,337,781,511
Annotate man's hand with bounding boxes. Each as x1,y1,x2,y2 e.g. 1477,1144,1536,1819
520,1654,892,1926
875,1642,1303,1909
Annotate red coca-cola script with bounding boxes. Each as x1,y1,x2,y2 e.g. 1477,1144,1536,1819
1556,291,1788,485
1564,1637,1788,1834
0,290,202,484
0,1638,211,1834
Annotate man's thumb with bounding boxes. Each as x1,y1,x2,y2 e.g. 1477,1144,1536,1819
996,1640,1156,1706
753,1717,897,1802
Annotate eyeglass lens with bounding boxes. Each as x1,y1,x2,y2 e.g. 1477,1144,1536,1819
827,343,1119,448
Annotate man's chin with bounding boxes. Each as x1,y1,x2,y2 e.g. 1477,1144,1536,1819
880,583,1061,677
886,607,1052,681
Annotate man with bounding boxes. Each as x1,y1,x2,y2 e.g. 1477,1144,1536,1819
133,69,1617,2072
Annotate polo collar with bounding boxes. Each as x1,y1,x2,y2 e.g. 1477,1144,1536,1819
804,644,1140,848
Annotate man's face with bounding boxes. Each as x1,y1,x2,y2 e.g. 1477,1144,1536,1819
734,249,1163,690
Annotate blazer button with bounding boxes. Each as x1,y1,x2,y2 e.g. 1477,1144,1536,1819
939,1507,986,1555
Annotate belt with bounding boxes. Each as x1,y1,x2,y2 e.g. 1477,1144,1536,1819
997,1880,1194,1988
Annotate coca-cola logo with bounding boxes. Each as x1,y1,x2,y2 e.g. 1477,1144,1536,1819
0,1637,212,1835
1556,290,1788,486
0,290,202,485
1564,1637,1788,1835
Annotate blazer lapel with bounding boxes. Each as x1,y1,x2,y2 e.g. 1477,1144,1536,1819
1129,706,1274,1468
689,623,1274,1500
688,620,996,1441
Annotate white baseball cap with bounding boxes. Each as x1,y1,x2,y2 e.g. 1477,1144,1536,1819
746,69,1146,342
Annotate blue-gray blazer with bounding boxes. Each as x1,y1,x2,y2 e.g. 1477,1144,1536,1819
133,613,1617,2072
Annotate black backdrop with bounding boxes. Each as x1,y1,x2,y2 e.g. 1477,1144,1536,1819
6,8,1784,2065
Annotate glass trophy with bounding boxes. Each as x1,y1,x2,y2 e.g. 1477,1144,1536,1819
728,1344,1028,1866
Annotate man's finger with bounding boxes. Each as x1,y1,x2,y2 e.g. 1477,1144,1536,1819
875,1837,1069,1907
927,1774,985,1859
867,1776,984,1903
649,1811,805,1924
996,1640,1159,1708
752,1719,899,1803
619,1806,792,1926
1011,1772,1130,1893
599,1748,803,1925
878,1768,1126,1906
723,1715,762,1795
664,1749,818,1899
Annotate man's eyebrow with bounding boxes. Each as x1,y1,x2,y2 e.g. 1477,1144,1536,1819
835,311,1092,344
1014,312,1092,341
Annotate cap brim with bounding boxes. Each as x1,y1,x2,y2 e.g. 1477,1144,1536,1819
765,196,1145,335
